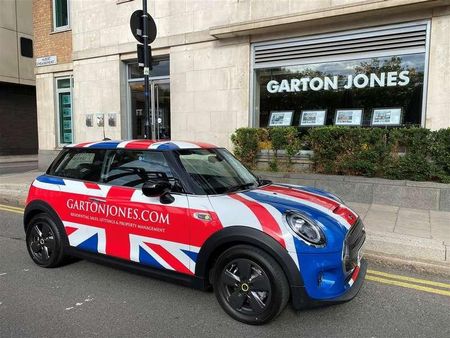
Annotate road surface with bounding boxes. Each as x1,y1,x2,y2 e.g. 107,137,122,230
0,205,449,337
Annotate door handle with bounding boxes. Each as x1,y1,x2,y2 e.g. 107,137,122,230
89,197,106,203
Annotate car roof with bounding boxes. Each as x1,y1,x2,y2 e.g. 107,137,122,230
65,140,218,151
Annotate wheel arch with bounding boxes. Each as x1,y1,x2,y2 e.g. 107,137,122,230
195,226,304,289
23,200,69,246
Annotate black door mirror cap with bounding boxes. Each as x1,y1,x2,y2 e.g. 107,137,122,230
142,179,171,197
160,193,175,204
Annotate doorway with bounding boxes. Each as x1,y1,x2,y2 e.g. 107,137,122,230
127,59,170,140
129,80,170,140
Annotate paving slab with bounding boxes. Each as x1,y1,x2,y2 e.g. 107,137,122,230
347,202,370,219
429,209,450,222
363,204,398,233
365,230,446,262
394,207,431,238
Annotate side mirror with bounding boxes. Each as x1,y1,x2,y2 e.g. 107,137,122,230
142,179,174,204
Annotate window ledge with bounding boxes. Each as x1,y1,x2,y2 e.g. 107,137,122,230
51,27,71,35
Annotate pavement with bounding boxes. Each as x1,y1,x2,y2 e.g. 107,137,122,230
0,209,449,337
0,155,38,175
1,170,450,275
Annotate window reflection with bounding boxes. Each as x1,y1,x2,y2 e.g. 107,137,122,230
128,59,170,79
255,54,425,127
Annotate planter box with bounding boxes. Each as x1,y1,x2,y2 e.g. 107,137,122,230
256,151,313,172
254,170,450,212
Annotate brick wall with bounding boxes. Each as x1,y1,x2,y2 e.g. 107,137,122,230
33,0,72,63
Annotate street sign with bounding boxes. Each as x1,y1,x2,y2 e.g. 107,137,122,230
137,44,152,69
130,10,157,44
36,55,57,67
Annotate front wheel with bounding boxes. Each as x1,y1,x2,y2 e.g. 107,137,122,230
212,245,290,325
26,213,67,268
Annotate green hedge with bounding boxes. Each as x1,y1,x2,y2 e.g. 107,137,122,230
230,126,450,183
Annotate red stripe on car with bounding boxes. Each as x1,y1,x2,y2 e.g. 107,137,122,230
230,194,286,248
261,185,339,211
65,226,78,236
145,243,193,275
124,140,156,149
333,205,358,226
189,141,217,148
350,265,360,283
73,142,93,148
84,182,101,190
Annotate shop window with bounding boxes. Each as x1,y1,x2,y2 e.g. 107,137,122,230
255,54,425,127
53,0,70,31
20,38,33,58
252,22,429,128
56,77,73,144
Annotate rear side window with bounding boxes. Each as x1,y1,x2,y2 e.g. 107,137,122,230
49,149,106,182
103,150,174,188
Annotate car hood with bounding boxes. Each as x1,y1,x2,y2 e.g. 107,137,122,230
245,183,357,229
238,184,358,250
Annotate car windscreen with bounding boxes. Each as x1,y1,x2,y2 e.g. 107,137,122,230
176,148,259,195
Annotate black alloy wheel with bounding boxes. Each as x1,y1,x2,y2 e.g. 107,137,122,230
26,214,66,268
221,259,272,315
213,245,289,325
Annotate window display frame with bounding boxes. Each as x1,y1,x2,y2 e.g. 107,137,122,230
299,110,327,127
334,109,364,126
371,107,403,126
268,110,294,127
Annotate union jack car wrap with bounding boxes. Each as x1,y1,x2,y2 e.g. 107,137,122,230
24,139,367,324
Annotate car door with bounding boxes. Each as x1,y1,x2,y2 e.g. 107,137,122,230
102,149,193,275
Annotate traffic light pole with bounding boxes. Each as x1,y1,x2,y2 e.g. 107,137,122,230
142,0,151,139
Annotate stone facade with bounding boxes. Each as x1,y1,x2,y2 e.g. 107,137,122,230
33,0,450,168
0,0,37,155
426,7,450,129
0,0,34,85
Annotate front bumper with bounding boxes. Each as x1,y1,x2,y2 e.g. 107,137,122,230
291,258,368,310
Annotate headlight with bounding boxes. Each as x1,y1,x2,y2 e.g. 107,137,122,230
285,211,326,246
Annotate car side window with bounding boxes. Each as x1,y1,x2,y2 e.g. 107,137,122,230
50,149,106,182
103,150,179,189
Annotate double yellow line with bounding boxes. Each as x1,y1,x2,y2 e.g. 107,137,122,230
366,269,450,297
0,203,24,215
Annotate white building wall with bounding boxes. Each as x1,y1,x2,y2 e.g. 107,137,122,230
73,55,123,142
426,9,450,129
170,38,250,148
35,73,56,150
34,0,450,166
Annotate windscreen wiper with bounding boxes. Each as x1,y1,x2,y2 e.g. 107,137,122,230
225,182,256,193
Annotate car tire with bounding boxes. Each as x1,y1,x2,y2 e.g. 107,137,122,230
212,245,289,325
26,213,67,268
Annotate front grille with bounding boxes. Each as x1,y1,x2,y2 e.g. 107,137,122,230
344,218,366,272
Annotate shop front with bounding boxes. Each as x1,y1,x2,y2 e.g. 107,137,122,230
251,21,429,129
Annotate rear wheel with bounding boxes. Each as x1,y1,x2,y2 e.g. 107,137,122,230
213,245,289,325
26,214,67,268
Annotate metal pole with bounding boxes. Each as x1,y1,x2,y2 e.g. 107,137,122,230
142,0,151,139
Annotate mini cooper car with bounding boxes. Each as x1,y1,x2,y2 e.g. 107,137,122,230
24,139,366,324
